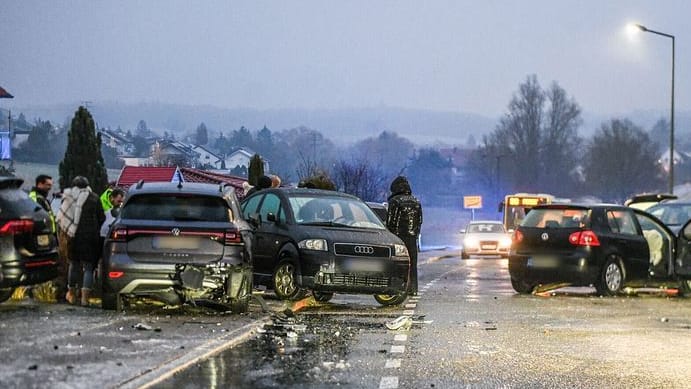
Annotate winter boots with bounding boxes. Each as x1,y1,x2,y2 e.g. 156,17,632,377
80,288,91,307
66,287,78,305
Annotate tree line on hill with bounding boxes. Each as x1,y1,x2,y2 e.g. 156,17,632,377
8,74,689,205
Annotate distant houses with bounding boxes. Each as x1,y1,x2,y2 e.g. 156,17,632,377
95,128,270,177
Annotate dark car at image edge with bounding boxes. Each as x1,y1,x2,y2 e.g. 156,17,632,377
508,203,691,296
0,177,58,303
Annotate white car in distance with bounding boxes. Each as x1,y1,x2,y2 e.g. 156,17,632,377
460,220,512,259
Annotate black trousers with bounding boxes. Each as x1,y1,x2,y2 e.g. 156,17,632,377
400,235,418,294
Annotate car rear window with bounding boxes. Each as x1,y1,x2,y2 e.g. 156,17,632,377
121,194,231,222
0,189,41,218
521,208,589,228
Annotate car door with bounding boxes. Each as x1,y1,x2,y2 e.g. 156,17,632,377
673,219,691,278
633,209,676,278
605,208,649,280
253,192,289,276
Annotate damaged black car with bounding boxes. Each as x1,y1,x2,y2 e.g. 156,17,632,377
242,188,410,306
101,181,254,312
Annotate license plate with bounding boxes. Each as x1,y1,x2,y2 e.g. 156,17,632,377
153,236,200,250
527,256,558,268
481,245,497,250
342,259,384,272
37,234,50,247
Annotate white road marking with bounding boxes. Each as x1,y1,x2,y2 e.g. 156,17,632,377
394,334,407,342
385,359,402,368
380,376,399,389
391,345,405,353
404,303,416,308
403,309,415,315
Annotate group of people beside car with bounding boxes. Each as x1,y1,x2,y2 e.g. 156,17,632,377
29,174,125,306
28,172,423,305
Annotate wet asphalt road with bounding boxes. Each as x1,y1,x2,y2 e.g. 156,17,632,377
2,250,691,388
158,251,691,388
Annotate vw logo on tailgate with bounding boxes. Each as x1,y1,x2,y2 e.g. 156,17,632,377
354,245,374,254
171,228,181,236
541,232,549,241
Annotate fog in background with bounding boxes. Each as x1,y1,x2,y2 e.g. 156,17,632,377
2,1,691,139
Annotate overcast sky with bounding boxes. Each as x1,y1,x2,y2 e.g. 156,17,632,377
1,1,690,118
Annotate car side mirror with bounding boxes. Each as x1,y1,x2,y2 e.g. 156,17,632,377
267,213,277,223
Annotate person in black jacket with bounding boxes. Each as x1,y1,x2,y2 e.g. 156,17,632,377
386,176,423,295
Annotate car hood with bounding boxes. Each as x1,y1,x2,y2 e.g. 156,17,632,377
292,225,404,246
464,232,510,240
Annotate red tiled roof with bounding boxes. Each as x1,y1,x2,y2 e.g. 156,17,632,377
116,166,178,189
115,166,248,198
0,86,14,98
180,167,247,198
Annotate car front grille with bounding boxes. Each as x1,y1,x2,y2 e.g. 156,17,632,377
334,243,391,257
330,274,390,287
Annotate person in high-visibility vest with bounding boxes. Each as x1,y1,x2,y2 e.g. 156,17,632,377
29,174,56,234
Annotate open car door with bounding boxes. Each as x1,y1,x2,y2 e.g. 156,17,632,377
675,219,691,278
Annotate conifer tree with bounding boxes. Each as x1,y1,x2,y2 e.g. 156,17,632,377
248,154,264,186
58,106,108,193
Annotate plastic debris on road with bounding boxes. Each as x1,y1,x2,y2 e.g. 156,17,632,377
385,315,412,331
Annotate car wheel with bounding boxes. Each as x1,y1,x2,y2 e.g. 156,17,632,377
461,251,469,260
273,260,306,300
510,278,535,294
313,291,334,302
101,292,121,311
678,280,691,297
596,257,625,296
374,293,407,306
0,288,14,303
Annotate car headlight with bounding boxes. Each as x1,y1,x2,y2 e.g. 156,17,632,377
463,236,479,249
394,244,409,257
499,236,512,248
298,239,328,251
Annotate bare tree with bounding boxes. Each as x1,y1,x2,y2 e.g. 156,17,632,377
332,158,388,201
583,119,663,202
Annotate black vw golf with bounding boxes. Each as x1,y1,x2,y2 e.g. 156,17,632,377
509,203,691,296
242,188,410,306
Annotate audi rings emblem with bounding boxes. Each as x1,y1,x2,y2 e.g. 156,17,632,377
171,228,181,236
541,232,549,241
354,245,375,254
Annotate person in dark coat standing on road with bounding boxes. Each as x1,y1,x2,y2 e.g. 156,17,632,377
57,176,105,306
386,176,423,295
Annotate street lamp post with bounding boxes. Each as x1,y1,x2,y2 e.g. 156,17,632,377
635,23,675,194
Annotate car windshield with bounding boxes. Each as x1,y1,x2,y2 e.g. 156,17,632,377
121,194,232,222
647,204,691,226
521,208,589,228
289,195,385,229
467,223,505,233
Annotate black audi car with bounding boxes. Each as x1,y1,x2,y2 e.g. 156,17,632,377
0,177,58,303
242,188,410,306
101,181,254,312
508,203,691,296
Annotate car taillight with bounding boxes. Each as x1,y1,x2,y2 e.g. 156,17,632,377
110,227,128,242
109,271,124,279
569,230,601,246
512,230,524,244
0,219,35,235
224,228,241,244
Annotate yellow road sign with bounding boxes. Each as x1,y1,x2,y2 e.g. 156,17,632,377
463,195,483,209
